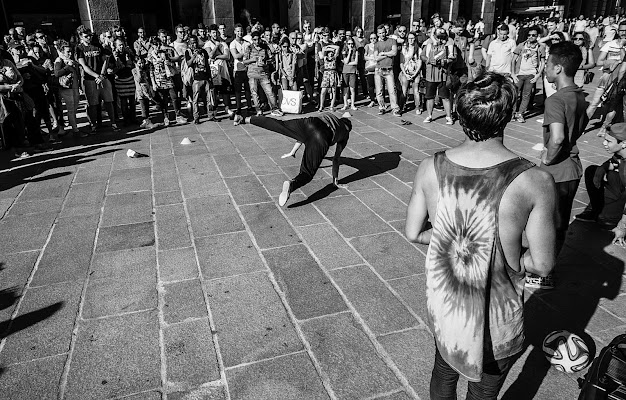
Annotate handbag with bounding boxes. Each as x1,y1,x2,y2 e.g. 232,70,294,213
584,71,595,85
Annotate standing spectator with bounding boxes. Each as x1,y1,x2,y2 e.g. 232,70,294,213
405,71,556,398
340,37,358,111
574,15,588,33
318,44,340,112
0,49,31,155
373,24,401,116
54,40,81,136
172,24,191,122
243,31,282,116
398,31,421,114
528,41,587,289
75,25,119,133
277,37,297,90
150,47,178,126
204,24,233,118
132,57,156,129
353,26,368,97
512,25,545,123
363,32,378,107
186,35,215,124
294,32,316,106
112,38,137,126
134,27,151,59
486,24,517,76
230,23,253,117
572,31,595,88
601,16,619,46
585,20,600,49
421,28,454,124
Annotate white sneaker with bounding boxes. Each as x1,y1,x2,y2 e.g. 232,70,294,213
271,109,284,117
351,105,357,111
446,117,454,125
226,108,234,117
164,117,170,127
279,181,291,206
340,105,348,111
423,116,433,123
176,115,187,124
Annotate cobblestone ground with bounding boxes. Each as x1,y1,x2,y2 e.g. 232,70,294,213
0,86,624,399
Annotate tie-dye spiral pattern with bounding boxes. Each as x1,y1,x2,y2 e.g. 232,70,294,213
426,152,533,381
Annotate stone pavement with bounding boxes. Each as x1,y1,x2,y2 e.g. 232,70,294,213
0,94,625,400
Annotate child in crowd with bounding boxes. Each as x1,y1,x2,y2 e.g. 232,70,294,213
318,44,340,112
150,48,179,126
132,57,156,129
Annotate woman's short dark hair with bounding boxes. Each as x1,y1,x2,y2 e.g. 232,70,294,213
455,71,517,142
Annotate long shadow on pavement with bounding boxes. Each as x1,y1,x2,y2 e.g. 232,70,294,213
0,302,64,340
288,151,401,208
501,220,624,399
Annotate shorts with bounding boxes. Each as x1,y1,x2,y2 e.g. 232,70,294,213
425,81,449,100
83,78,114,106
342,73,357,88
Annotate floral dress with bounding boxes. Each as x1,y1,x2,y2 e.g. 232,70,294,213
321,55,339,88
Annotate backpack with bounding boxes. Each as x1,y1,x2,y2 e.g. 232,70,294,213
578,333,626,400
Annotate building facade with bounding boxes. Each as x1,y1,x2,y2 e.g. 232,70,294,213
1,0,619,41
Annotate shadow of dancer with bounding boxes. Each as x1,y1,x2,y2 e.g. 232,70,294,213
288,151,402,207
501,220,624,399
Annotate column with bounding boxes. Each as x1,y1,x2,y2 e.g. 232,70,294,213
350,0,376,33
201,0,235,33
77,0,120,34
473,0,496,34
288,0,315,31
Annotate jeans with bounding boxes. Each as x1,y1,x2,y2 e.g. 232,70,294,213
430,347,517,400
366,73,376,103
156,88,179,119
248,74,278,111
192,80,215,120
374,68,399,111
233,70,252,113
515,74,535,115
138,97,150,119
60,88,80,132
583,165,626,224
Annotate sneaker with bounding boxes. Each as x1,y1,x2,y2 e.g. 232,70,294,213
368,101,377,107
142,120,156,130
378,108,386,115
256,110,263,116
340,105,348,111
536,118,544,124
233,114,244,126
271,109,284,117
279,180,291,207
164,117,170,127
423,116,433,123
416,108,423,115
176,116,187,124
575,210,598,223
515,113,526,123
14,151,30,159
194,118,200,125
525,273,555,289
140,119,148,129
392,109,402,117
351,105,358,111
445,117,454,125
111,123,121,132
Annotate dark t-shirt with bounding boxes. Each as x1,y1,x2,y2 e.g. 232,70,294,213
188,48,211,81
317,112,350,145
538,85,588,183
76,43,106,80
374,37,397,69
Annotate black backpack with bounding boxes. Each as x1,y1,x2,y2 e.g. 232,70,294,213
578,333,626,400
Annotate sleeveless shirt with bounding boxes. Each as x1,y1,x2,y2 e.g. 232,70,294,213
426,152,534,381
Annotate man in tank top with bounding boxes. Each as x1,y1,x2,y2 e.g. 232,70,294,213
405,71,557,399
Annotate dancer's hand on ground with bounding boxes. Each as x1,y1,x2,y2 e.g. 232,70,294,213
333,179,348,190
281,153,296,159
611,227,626,247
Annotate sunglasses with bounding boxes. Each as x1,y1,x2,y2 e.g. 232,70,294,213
527,33,538,37
398,29,407,33
574,37,584,40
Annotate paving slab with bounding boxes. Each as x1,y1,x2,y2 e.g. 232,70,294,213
154,190,183,206
301,312,402,399
163,279,208,324
178,170,228,198
108,167,152,194
153,171,181,193
388,274,428,324
0,280,82,364
31,213,99,286
83,272,157,319
369,174,413,204
74,166,111,183
244,154,282,176
297,223,363,270
0,251,39,320
164,318,220,386
158,247,199,282
350,232,424,280
331,265,417,335
0,211,57,254
315,196,391,238
353,188,408,222
187,195,244,238
213,154,252,177
195,231,265,280
168,385,225,400
96,222,156,253
19,172,73,201
102,191,153,227
121,390,163,400
90,247,157,280
7,198,64,217
60,181,107,218
226,352,330,400
263,244,347,320
0,354,66,400
224,175,272,205
239,203,301,249
64,310,161,400
205,272,303,367
155,204,191,250
282,193,327,226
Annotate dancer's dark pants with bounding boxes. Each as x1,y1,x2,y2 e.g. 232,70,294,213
250,116,333,192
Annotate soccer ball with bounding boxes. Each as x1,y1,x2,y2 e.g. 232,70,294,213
542,330,591,373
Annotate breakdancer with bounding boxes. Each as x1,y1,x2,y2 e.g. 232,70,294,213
234,112,351,206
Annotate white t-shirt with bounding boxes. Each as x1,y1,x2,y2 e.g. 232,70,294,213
603,24,618,42
487,38,517,74
600,39,624,72
574,20,587,32
229,39,249,72
475,21,485,34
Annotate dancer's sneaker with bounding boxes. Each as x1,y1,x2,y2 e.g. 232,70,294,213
279,181,291,207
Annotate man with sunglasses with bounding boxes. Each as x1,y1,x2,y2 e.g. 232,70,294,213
512,25,545,123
